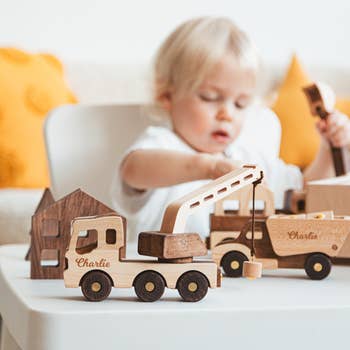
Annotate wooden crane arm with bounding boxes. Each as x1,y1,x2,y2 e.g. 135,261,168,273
160,165,263,233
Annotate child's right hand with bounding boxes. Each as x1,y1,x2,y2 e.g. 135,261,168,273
201,154,242,179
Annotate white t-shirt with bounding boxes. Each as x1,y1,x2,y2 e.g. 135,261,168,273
111,107,303,240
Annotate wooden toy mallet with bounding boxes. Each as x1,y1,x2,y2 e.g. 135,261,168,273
303,82,347,176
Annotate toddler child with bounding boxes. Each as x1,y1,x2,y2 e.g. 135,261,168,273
111,17,350,239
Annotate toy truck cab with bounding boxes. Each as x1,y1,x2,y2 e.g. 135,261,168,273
64,215,125,288
211,219,277,277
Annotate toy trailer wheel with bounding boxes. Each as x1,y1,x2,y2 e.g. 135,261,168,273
177,271,208,302
134,271,165,302
221,251,248,277
304,253,332,280
81,271,112,301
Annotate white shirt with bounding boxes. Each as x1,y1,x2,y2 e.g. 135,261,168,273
111,106,303,241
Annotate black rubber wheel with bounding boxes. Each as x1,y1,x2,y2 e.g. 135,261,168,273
134,271,165,302
304,254,331,280
81,271,112,301
221,251,248,277
177,271,208,302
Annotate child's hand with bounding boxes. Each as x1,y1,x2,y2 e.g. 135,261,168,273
316,111,350,147
202,154,243,179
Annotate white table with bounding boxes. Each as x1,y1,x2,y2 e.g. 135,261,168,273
1,244,350,350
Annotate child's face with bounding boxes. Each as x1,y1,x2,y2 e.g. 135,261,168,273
166,55,256,153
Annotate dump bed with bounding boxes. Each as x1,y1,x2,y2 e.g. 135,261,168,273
266,211,350,257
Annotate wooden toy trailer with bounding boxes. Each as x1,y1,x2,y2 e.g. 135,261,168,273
211,211,350,280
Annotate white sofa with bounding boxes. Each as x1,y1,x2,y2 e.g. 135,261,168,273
1,61,350,246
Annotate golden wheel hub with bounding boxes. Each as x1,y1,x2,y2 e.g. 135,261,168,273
145,282,155,292
188,282,198,292
231,261,240,270
91,282,102,292
313,263,323,272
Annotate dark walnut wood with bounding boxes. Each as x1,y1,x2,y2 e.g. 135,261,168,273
81,270,112,301
304,253,332,280
133,270,166,302
303,83,350,176
221,251,248,277
138,232,207,259
25,188,55,260
176,271,209,302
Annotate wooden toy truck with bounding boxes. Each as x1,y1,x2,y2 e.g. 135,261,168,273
210,204,350,280
64,215,220,302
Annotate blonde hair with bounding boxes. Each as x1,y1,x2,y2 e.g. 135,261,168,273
153,17,260,107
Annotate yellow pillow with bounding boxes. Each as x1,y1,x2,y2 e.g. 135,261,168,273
272,55,350,169
272,55,318,169
0,48,77,188
336,98,350,117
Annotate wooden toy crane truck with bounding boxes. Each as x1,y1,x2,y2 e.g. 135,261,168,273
64,214,219,302
64,165,264,302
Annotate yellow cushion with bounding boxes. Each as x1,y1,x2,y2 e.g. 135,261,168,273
272,55,317,169
272,54,350,169
0,48,77,188
336,98,350,117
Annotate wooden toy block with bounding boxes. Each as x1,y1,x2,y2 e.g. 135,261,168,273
306,174,350,216
64,215,220,302
138,232,207,260
303,82,350,176
30,189,122,279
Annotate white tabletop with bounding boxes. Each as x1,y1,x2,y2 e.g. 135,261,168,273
1,244,350,350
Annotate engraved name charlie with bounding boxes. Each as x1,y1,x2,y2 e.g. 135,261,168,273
287,231,318,240
75,258,110,268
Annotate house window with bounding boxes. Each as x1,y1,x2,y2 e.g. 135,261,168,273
40,249,59,267
42,219,59,237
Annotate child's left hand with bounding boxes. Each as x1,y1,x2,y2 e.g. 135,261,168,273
316,111,350,147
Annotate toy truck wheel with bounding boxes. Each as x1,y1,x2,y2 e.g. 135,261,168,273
134,271,165,302
304,254,331,280
221,251,248,277
81,271,112,301
177,271,208,302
